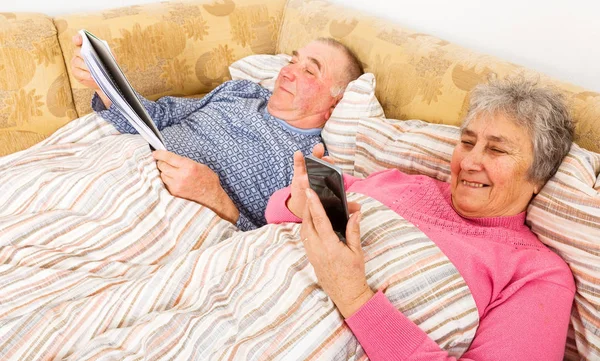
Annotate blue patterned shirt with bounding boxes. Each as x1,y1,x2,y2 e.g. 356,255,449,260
92,80,323,231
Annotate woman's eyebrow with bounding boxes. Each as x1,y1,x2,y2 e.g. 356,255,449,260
486,134,516,147
462,129,516,147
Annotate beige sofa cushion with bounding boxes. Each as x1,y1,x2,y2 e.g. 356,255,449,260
277,0,600,154
0,12,77,156
55,0,287,117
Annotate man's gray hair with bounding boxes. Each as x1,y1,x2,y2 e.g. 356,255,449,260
462,77,574,186
315,37,364,95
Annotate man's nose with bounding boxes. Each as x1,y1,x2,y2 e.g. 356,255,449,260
280,64,296,81
461,149,484,171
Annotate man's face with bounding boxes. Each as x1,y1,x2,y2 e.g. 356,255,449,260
267,41,347,129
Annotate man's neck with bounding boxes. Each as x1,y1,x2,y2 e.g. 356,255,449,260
267,107,327,130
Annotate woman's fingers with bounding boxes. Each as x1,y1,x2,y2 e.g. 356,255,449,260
304,188,338,243
345,211,362,253
300,199,318,249
311,143,325,158
348,201,361,214
292,151,307,181
322,156,335,165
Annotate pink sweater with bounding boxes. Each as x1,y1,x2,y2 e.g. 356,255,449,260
265,169,575,361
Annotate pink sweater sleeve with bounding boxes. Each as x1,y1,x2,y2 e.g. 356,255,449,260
346,281,573,361
264,187,301,224
265,174,363,224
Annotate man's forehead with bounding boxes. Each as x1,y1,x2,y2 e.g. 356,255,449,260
295,41,345,68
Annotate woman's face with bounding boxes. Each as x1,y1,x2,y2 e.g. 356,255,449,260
450,113,539,218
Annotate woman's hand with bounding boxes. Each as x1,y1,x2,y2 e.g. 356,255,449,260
300,188,374,318
286,143,335,218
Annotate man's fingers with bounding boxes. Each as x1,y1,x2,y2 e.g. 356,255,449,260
71,54,87,70
159,172,175,192
71,67,92,82
153,150,184,167
72,34,83,46
311,143,325,158
156,160,178,176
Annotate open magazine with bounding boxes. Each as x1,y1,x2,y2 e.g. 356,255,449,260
78,29,166,150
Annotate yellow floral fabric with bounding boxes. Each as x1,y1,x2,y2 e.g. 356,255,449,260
55,0,286,117
0,12,77,156
277,0,600,153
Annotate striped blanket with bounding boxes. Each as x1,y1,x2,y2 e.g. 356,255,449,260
0,114,478,360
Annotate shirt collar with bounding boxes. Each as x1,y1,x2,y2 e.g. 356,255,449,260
263,108,322,136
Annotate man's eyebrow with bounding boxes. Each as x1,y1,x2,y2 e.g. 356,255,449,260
307,57,321,71
291,50,322,71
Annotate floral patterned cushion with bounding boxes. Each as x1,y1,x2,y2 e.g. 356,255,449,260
0,13,77,156
55,0,287,117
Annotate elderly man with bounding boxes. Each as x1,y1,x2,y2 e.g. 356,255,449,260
71,36,363,230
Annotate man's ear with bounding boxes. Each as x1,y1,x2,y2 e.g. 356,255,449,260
324,95,342,120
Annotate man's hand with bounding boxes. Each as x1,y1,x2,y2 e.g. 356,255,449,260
153,150,239,224
70,33,112,108
300,188,372,318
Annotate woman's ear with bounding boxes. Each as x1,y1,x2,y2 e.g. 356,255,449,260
533,182,543,195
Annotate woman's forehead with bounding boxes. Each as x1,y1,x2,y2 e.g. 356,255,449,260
463,114,532,148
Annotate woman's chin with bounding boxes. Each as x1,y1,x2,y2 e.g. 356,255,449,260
451,197,486,218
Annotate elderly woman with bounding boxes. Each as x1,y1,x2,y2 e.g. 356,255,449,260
265,78,575,360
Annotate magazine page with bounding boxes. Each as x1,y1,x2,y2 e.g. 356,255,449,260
79,29,166,151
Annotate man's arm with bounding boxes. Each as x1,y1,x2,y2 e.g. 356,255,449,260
91,92,216,133
71,33,236,133
153,150,239,225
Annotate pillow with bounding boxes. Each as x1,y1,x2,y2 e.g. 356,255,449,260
341,90,600,360
526,145,600,361
229,54,384,174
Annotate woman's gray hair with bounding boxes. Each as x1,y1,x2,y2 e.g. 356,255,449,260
462,77,574,186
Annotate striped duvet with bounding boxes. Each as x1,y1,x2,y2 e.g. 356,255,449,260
0,114,478,360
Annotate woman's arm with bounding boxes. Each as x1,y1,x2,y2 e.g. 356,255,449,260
298,186,573,361
346,278,573,361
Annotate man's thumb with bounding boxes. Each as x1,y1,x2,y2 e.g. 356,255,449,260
346,211,362,250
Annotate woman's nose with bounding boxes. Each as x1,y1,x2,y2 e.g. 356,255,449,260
461,149,484,171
